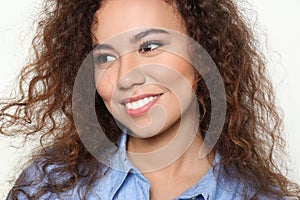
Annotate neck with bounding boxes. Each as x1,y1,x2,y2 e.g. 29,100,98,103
149,135,214,176
143,137,215,200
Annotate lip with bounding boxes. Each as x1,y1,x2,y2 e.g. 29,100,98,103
122,93,163,117
121,93,162,104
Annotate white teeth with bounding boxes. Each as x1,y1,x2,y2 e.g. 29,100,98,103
144,97,150,104
127,102,133,109
125,95,159,110
138,99,144,107
132,102,138,109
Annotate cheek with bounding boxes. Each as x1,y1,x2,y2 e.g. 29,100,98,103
172,59,195,85
95,71,116,103
153,55,195,85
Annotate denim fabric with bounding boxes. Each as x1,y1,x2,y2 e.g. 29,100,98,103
7,133,277,200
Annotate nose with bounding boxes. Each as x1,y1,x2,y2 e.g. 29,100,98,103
117,52,146,89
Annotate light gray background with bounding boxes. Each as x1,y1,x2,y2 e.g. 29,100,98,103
0,0,299,199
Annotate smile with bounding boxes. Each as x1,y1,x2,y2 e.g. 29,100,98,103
125,95,158,110
124,94,162,116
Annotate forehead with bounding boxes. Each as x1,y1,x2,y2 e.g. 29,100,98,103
92,0,185,43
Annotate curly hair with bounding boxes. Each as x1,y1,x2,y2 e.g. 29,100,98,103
1,0,299,199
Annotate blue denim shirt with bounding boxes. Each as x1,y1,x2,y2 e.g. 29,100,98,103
7,133,281,200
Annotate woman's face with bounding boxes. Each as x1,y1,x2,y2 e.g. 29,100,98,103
92,0,197,138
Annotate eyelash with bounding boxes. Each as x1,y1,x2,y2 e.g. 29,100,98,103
138,40,164,54
94,53,117,65
94,40,165,65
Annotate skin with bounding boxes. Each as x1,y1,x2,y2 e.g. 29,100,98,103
92,0,214,199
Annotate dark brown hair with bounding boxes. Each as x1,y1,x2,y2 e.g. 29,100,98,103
1,0,299,199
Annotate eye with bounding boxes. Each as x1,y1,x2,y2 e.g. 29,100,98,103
94,54,117,65
138,41,164,54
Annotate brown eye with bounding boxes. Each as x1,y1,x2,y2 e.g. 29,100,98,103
94,54,117,65
139,41,163,54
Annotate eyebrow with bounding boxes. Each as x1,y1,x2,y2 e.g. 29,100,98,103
93,28,170,51
130,28,170,43
93,43,116,51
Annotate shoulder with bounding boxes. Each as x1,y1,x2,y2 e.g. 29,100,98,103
6,157,113,200
6,160,78,199
6,160,49,199
212,163,289,200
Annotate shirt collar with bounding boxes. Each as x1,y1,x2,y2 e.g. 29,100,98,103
96,131,137,198
98,130,135,173
100,131,222,200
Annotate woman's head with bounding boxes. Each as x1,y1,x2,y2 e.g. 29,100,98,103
92,0,198,139
2,0,299,199
89,0,265,160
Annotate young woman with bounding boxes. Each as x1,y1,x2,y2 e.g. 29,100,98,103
1,0,299,199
